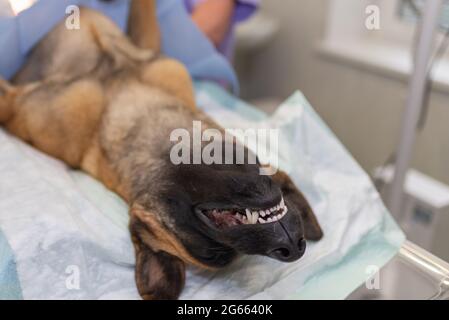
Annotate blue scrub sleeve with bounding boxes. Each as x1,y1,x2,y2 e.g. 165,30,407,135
0,0,239,93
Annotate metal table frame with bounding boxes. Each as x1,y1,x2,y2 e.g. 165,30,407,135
399,241,449,299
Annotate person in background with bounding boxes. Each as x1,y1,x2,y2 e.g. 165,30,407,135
185,0,259,60
0,0,259,93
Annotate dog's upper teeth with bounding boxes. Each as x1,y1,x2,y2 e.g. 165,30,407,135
240,198,288,225
245,209,252,222
252,211,259,224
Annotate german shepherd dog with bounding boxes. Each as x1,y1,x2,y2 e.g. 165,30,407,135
0,0,322,299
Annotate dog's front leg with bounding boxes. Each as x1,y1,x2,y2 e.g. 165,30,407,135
128,0,160,51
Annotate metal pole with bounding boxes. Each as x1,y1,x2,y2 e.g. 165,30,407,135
388,0,443,218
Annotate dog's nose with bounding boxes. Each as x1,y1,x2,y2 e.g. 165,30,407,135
267,238,306,262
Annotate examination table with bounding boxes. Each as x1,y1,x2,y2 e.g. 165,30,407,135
0,82,447,300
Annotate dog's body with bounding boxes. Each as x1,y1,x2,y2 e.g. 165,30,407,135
0,0,322,299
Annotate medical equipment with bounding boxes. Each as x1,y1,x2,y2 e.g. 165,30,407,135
349,241,449,300
388,0,445,218
351,165,449,299
375,165,449,262
361,1,449,299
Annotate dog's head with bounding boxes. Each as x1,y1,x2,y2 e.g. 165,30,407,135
166,163,309,266
130,136,322,269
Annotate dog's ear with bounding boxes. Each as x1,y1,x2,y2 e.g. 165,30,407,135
131,233,185,300
129,204,190,300
272,171,323,241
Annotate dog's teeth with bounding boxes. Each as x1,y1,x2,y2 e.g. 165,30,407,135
272,216,278,222
259,210,265,217
265,209,270,216
276,214,282,220
258,217,265,224
267,217,273,223
280,197,285,208
252,211,258,223
284,206,288,214
245,209,252,222
260,211,266,217
252,212,259,224
270,207,275,212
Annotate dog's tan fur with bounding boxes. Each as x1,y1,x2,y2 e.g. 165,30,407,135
0,1,208,296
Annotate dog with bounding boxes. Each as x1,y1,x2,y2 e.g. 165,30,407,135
0,0,323,300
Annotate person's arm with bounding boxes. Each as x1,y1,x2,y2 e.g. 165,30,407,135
190,0,236,47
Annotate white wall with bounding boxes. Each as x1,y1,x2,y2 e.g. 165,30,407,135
237,0,449,185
